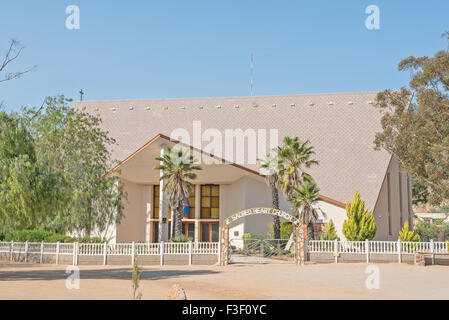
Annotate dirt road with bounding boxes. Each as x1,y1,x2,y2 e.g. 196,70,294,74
0,262,448,299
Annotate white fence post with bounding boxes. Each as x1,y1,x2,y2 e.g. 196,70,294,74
24,241,29,263
103,242,107,265
397,239,402,264
334,239,338,264
160,241,164,266
430,239,435,265
76,242,80,265
72,242,76,265
131,241,135,266
365,239,369,263
40,241,44,264
56,242,60,265
189,241,192,266
10,241,14,261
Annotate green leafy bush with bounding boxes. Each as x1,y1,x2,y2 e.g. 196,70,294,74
242,233,268,240
415,222,449,241
342,190,377,241
318,220,340,240
268,221,293,239
3,230,104,243
169,235,192,243
398,221,420,242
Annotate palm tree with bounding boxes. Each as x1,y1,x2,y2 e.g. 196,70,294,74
276,137,318,202
276,137,318,216
155,147,201,238
288,180,320,264
259,151,281,240
276,136,319,263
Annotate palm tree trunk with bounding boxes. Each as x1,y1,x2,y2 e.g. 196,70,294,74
170,208,175,239
174,205,183,238
296,222,308,265
296,210,309,265
271,183,281,240
307,222,314,240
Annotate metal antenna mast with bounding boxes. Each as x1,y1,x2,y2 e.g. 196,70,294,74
250,53,254,97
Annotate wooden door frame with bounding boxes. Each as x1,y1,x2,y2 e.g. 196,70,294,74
200,221,219,242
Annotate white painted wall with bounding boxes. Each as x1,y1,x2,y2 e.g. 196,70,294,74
221,176,348,240
116,179,146,242
115,166,408,242
313,200,347,240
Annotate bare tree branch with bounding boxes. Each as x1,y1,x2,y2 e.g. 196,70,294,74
0,39,36,83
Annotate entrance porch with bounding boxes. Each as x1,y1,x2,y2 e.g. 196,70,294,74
111,135,291,243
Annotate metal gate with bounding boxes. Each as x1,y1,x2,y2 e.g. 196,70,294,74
229,238,296,264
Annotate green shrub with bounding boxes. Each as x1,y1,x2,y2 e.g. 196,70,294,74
75,237,103,243
3,230,104,243
243,233,268,240
318,220,340,240
415,222,449,241
268,221,293,239
169,235,192,243
398,221,420,242
4,230,62,242
342,190,377,241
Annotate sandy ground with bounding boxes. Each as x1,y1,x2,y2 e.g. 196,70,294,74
0,262,449,300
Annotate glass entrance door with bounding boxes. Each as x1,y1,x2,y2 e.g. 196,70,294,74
201,222,219,242
182,222,195,241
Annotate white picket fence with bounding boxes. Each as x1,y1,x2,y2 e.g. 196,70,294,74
0,241,220,266
308,239,449,264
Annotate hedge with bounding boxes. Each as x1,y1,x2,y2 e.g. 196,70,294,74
2,230,104,243
168,235,192,243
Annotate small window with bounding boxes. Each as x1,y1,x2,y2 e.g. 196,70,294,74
153,186,160,219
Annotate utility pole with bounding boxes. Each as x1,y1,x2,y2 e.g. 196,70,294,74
79,89,84,101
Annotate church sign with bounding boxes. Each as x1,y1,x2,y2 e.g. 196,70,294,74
224,207,300,226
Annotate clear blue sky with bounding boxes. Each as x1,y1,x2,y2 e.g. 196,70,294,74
0,1,448,111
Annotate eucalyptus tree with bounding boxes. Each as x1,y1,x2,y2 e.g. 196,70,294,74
155,147,201,238
0,39,35,85
374,32,449,205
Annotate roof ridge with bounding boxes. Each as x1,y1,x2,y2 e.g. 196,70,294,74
74,91,380,103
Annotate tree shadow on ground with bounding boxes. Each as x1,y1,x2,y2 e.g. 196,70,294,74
0,267,220,282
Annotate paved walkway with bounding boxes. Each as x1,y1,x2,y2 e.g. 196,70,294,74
0,262,448,299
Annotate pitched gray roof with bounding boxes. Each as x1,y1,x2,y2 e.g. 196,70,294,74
73,91,390,209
